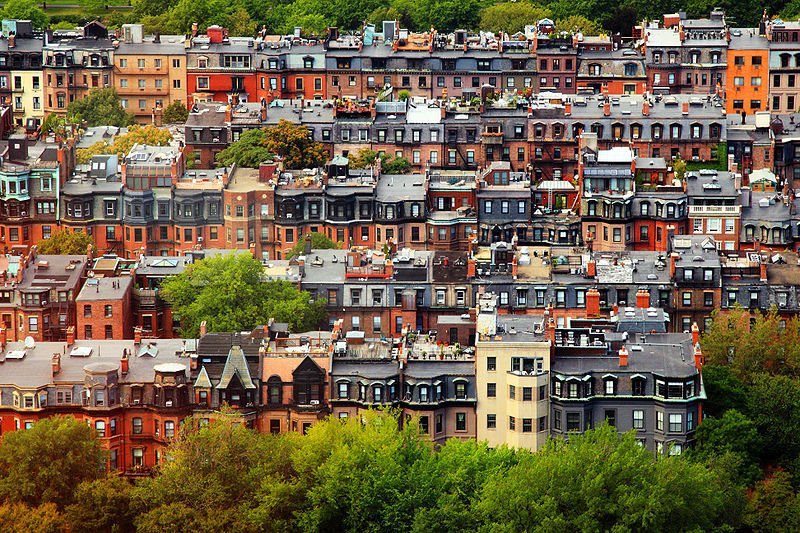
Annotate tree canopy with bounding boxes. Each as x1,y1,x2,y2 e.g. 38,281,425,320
159,252,327,336
76,125,173,165
67,89,135,128
286,232,340,259
1,0,48,29
162,101,189,124
0,417,106,509
36,229,94,255
217,121,328,170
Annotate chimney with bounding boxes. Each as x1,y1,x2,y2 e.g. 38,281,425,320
120,350,129,375
682,102,689,115
694,344,703,370
304,233,312,256
8,33,15,49
603,101,610,116
0,326,6,347
224,104,232,123
586,288,600,316
66,326,75,346
642,100,649,116
564,101,572,115
691,322,699,346
51,353,61,375
636,289,650,308
612,304,619,316
619,346,628,367
134,326,142,345
87,243,93,261
760,261,768,282
200,320,207,337
384,259,393,279
191,22,199,37
512,253,518,279
587,259,596,278
467,256,476,278
670,253,677,278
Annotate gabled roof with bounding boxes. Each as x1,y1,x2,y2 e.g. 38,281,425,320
216,346,256,390
194,365,212,388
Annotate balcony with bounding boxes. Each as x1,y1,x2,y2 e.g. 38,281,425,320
481,132,504,145
688,205,741,217
133,288,165,308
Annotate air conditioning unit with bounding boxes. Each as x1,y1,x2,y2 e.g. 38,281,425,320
165,400,173,407
133,399,140,404
310,400,319,405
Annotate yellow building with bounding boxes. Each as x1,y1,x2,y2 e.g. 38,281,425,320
11,69,44,126
114,25,188,124
475,294,552,450
0,27,45,128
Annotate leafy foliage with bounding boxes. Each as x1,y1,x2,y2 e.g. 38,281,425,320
1,0,48,29
217,120,328,169
64,476,136,533
0,417,106,509
0,502,65,533
36,229,94,255
745,471,800,533
76,125,173,165
162,100,189,124
67,89,135,128
479,2,551,33
286,232,340,259
159,252,327,336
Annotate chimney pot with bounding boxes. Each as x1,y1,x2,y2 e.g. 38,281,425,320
199,320,207,337
619,346,628,367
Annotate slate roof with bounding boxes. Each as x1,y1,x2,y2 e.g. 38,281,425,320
216,346,256,389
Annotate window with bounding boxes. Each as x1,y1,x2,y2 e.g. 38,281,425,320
604,379,615,395
487,357,496,371
165,420,175,438
553,410,561,430
566,412,580,431
522,418,532,433
487,414,496,429
633,410,644,429
509,416,516,431
456,413,466,431
132,417,143,434
455,382,466,399
509,385,516,399
604,410,616,427
487,383,496,397
668,413,683,433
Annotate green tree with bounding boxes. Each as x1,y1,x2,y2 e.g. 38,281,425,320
745,471,800,533
348,147,379,169
286,232,340,259
36,229,94,255
691,410,762,484
64,476,136,533
601,6,638,35
1,0,48,29
479,2,551,34
476,424,743,532
700,365,748,417
747,373,800,466
216,128,274,168
159,252,327,336
67,89,135,128
382,156,412,174
162,100,189,124
0,417,106,509
554,15,602,36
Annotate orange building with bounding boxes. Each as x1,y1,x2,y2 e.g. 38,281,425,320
726,30,769,115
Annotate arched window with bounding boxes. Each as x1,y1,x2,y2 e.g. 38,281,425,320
624,63,637,76
267,375,282,405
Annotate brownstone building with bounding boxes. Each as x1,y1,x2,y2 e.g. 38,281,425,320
76,276,134,340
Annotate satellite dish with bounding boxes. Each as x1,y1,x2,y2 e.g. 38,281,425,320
24,336,35,349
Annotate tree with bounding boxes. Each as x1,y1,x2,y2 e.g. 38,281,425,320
1,0,48,30
159,252,327,336
348,148,379,169
476,424,743,532
0,502,65,533
700,365,748,417
77,124,173,164
553,15,602,36
36,229,94,256
67,89,135,128
286,232,340,259
746,373,800,466
601,6,638,36
691,410,762,484
162,101,189,124
65,476,136,533
701,307,800,379
216,129,274,168
745,471,800,533
0,417,106,509
383,156,412,174
479,2,551,34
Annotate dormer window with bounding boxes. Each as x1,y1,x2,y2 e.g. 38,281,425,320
373,385,383,403
604,379,615,395
632,377,646,396
455,381,467,399
419,386,429,402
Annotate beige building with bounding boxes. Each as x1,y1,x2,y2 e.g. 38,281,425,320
476,294,552,450
114,25,188,124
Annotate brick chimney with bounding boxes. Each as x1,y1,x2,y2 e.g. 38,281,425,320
225,104,232,123
467,256,476,278
619,346,628,367
51,353,61,375
603,101,610,116
694,344,703,370
384,259,393,279
304,233,312,256
760,261,767,282
691,322,700,346
134,326,142,345
670,252,678,278
0,326,6,348
636,289,650,308
120,349,129,375
565,101,572,115
642,100,649,116
199,321,207,337
586,259,596,278
512,253,518,279
682,102,689,115
586,288,600,316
